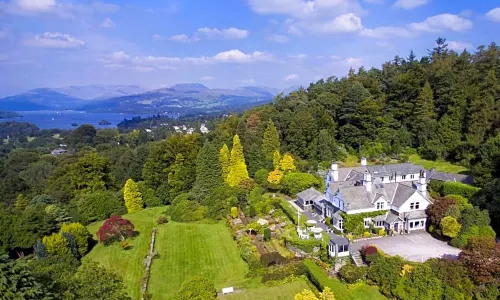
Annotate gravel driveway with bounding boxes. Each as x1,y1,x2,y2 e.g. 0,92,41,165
351,231,461,262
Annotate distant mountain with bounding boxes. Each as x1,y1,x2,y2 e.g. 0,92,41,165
0,89,84,111
52,84,147,100
0,83,301,114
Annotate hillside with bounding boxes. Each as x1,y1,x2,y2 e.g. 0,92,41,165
0,83,300,114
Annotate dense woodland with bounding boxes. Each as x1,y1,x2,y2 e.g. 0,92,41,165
0,38,499,299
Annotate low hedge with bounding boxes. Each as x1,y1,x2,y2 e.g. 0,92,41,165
303,259,332,290
442,181,480,199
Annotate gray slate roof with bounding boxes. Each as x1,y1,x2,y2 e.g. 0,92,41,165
391,183,418,207
385,211,403,224
337,166,367,182
426,170,473,185
329,236,350,246
297,187,323,202
367,163,423,176
407,210,427,220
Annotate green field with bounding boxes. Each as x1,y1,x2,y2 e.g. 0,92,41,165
148,221,248,299
86,207,167,300
408,154,468,174
86,207,248,300
219,280,309,300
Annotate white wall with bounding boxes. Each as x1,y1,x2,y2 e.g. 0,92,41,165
398,192,430,213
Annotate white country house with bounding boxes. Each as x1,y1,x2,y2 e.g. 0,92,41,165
297,158,432,235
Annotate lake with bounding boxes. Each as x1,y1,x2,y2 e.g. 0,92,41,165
3,110,152,130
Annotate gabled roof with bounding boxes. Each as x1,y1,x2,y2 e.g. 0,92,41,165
297,187,323,202
337,166,367,182
367,163,423,176
385,211,403,224
391,184,418,208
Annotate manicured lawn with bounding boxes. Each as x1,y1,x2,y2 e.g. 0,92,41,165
86,208,249,300
219,280,310,300
408,154,468,174
85,207,167,300
147,221,248,300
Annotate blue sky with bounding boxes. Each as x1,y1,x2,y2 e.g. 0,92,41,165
1,0,500,96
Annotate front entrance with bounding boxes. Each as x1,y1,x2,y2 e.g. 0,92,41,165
394,222,399,233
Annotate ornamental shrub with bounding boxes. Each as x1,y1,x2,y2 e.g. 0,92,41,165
96,215,135,245
339,264,368,283
157,216,168,224
230,207,238,219
60,222,90,256
378,229,386,236
263,228,271,241
363,231,371,238
43,233,70,256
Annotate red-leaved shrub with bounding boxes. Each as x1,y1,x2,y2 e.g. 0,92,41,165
97,215,135,245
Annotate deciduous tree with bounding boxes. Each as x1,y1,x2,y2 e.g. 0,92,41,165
177,276,217,300
440,216,461,238
96,215,135,245
459,236,500,284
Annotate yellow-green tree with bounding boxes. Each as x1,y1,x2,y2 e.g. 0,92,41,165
42,233,70,256
60,222,90,256
262,120,280,162
267,169,284,185
227,135,249,186
279,153,296,173
273,150,281,169
124,178,143,213
219,144,231,181
14,194,29,210
440,216,461,238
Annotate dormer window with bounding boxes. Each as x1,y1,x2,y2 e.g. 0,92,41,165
376,202,384,210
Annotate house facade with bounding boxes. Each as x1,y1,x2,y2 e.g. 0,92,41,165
298,158,432,235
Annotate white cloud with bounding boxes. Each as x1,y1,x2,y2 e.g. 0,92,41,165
307,13,363,33
284,73,299,81
288,54,307,59
16,0,55,12
393,0,429,10
447,41,473,52
344,57,363,67
239,78,256,84
486,8,500,22
197,27,249,39
360,26,412,39
200,76,214,81
410,14,472,32
100,17,116,28
267,34,290,43
247,0,363,20
287,24,303,36
152,34,164,41
24,32,85,49
101,49,274,72
213,50,273,63
169,34,197,43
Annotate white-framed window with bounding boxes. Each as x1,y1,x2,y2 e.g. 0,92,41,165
338,245,348,252
389,176,393,180
338,219,343,230
364,219,371,228
410,202,420,210
410,174,415,179
376,202,384,210
375,221,384,227
409,220,425,229
402,175,406,180
380,177,384,181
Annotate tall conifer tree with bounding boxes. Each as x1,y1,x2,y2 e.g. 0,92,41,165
124,178,143,213
192,142,223,200
227,135,249,186
219,144,230,181
262,120,280,162
413,81,437,145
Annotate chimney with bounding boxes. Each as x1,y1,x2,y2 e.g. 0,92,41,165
360,157,367,166
417,170,427,197
331,161,339,182
364,172,372,192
